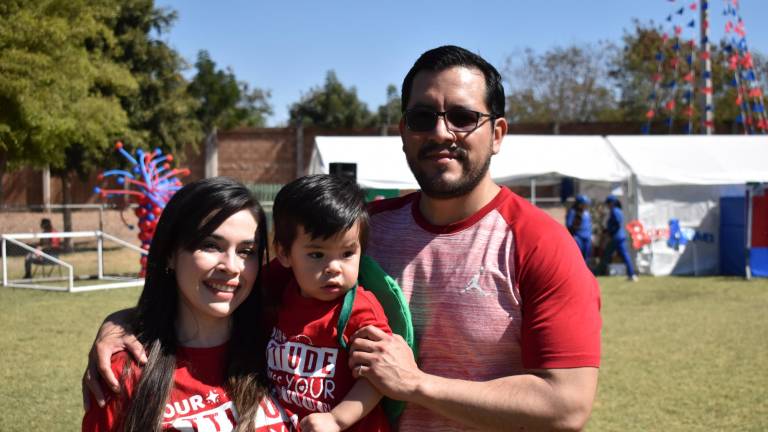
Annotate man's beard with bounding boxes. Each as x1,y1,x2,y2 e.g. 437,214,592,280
407,141,492,199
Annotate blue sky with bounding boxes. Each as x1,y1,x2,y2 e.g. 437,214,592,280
154,0,768,126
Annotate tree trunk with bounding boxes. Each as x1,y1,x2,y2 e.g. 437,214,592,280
61,173,74,251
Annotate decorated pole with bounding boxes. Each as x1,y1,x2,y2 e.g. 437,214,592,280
700,0,714,134
724,0,767,134
644,0,765,134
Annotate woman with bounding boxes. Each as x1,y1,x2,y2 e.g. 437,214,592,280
82,177,296,431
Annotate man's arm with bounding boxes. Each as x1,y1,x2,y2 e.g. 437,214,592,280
81,308,146,408
349,326,598,432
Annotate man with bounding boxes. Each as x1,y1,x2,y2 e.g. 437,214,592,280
598,195,637,282
346,46,601,431
85,46,601,431
566,194,593,262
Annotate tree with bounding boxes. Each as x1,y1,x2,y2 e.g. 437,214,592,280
187,50,272,135
375,84,401,134
609,22,667,122
289,70,374,129
229,82,273,128
610,20,768,131
503,43,620,127
0,0,136,206
106,0,202,155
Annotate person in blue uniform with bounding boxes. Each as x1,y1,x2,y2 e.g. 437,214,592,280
599,195,638,282
565,194,592,263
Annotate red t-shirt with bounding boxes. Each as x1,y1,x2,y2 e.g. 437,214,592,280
267,277,392,432
82,343,297,431
366,187,602,431
42,229,60,250
49,230,61,249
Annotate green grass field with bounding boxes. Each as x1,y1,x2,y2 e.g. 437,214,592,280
1,276,766,431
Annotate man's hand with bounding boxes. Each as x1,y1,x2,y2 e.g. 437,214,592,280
81,308,145,409
348,325,421,402
348,327,599,431
299,412,342,432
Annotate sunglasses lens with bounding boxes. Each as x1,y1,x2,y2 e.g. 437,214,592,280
406,109,438,131
446,109,479,131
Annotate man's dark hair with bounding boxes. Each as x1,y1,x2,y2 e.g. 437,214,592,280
401,45,505,118
273,174,369,252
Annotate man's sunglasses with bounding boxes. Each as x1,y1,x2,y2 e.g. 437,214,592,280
404,107,495,133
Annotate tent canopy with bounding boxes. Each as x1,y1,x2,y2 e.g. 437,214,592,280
311,135,768,189
608,135,768,186
311,135,633,188
493,135,631,183
312,134,768,277
311,136,417,189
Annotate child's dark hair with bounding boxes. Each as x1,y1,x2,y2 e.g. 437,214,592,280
273,174,369,251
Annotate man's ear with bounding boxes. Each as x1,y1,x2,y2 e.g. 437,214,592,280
491,116,507,155
275,243,292,268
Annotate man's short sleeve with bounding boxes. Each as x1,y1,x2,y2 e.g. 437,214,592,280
507,202,602,369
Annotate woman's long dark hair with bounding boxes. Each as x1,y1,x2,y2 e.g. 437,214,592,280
120,177,270,432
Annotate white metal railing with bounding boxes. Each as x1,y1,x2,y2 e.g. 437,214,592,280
1,231,147,292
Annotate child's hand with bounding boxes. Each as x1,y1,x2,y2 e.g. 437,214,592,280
299,412,342,432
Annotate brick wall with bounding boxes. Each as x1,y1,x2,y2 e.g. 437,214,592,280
217,128,298,183
2,167,42,205
1,145,205,208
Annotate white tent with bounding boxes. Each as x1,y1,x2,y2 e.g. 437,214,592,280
493,135,631,183
310,135,632,190
607,135,768,186
494,135,631,204
311,134,768,277
310,136,418,189
607,135,768,276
